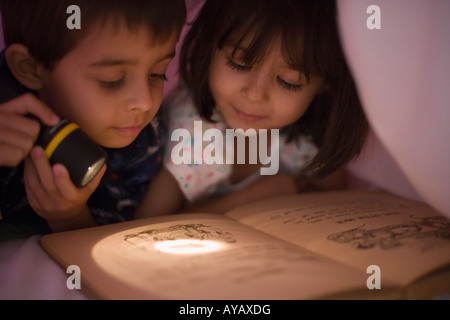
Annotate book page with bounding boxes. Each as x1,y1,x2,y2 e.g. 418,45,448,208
41,213,393,300
226,190,450,289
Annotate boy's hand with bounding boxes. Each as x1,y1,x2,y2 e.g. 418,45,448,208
23,146,106,230
0,94,59,167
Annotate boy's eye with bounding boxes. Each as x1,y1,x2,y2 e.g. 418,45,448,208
277,76,302,92
149,73,168,82
99,78,125,91
226,58,251,72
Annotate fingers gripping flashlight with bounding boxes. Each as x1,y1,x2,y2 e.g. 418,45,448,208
36,119,107,188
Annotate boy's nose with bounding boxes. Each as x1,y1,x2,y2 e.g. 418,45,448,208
127,85,153,112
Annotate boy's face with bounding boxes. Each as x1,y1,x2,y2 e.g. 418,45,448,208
37,20,178,148
208,41,325,133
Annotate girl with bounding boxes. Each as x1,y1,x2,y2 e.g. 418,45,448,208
136,0,369,217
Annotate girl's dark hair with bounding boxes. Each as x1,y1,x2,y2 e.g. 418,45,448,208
180,0,369,178
0,0,186,70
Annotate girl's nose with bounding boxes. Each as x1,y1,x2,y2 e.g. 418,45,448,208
243,71,269,104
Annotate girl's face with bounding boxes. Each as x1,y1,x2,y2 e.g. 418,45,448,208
37,20,178,149
209,41,325,132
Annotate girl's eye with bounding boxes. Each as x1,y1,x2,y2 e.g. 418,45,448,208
226,59,251,72
149,73,168,82
277,76,302,92
99,78,125,91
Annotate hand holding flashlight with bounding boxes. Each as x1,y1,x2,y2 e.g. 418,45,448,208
0,94,59,167
35,119,107,188
1,94,107,231
24,145,106,231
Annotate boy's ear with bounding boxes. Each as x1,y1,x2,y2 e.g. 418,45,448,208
5,43,45,91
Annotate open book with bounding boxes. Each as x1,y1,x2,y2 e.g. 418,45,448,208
40,189,450,300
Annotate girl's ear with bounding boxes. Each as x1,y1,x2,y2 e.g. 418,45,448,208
5,43,45,91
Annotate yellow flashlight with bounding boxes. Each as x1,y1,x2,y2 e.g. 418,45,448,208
36,119,107,188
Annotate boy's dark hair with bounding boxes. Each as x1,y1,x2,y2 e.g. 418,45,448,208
180,0,369,178
0,0,186,70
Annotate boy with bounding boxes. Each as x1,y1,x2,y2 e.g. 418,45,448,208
0,0,186,241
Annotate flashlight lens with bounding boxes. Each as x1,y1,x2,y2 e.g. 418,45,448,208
80,157,106,187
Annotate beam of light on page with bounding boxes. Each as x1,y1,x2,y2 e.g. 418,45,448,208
153,239,225,254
